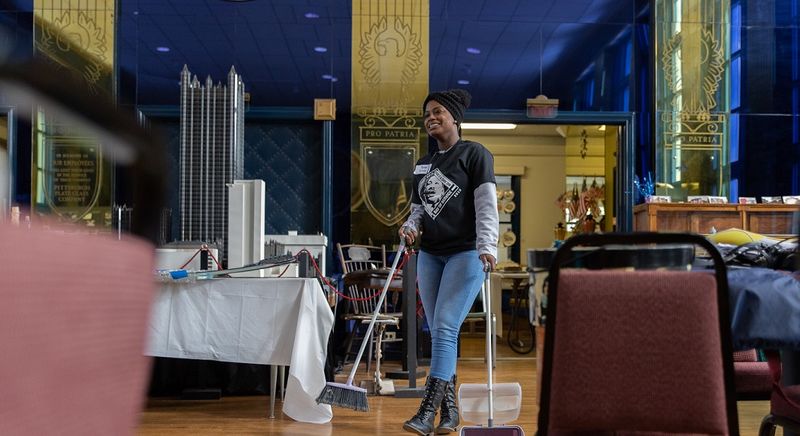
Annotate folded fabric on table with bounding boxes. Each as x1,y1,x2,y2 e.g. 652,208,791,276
728,267,800,350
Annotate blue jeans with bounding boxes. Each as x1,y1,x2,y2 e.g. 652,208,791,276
417,249,485,380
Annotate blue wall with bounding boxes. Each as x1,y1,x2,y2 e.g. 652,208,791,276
734,0,800,198
151,117,322,239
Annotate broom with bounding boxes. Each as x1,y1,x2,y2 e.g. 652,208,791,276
316,240,406,411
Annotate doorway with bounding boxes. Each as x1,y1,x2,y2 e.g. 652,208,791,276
463,113,634,265
0,107,14,220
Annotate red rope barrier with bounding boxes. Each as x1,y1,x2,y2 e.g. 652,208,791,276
178,244,223,270
296,248,413,302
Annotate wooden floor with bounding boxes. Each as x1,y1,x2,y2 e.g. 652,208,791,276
138,336,774,435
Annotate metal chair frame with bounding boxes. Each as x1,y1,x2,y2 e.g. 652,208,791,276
758,350,800,436
537,232,739,436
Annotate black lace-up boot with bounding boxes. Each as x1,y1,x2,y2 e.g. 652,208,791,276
436,374,458,434
403,376,448,435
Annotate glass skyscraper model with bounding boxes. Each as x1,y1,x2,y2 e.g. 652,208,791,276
178,65,244,264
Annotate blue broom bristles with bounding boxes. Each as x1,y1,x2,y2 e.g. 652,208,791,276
316,381,369,412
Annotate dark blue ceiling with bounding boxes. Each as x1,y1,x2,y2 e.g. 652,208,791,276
2,0,643,111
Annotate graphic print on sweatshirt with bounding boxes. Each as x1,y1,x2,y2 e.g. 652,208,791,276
419,168,462,220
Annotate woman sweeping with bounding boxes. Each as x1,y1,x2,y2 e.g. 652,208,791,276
399,89,499,435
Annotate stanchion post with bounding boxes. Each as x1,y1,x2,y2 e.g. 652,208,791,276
393,252,426,397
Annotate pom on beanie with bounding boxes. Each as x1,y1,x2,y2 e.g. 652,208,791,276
423,89,472,123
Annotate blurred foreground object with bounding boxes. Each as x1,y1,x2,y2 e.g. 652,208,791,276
0,58,166,242
0,222,156,435
0,59,166,435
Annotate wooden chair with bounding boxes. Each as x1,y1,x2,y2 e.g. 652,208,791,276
538,232,739,436
758,350,800,436
336,243,402,376
733,348,772,401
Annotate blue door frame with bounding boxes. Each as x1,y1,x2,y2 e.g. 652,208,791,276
466,110,636,232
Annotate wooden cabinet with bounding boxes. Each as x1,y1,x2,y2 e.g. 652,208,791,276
633,203,800,236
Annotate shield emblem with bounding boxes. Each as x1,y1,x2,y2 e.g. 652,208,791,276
360,144,417,226
42,140,103,222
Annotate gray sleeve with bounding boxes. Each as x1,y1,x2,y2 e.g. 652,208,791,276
474,182,499,258
401,202,424,232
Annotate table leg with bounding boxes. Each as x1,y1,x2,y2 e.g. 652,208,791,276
374,323,396,395
535,326,545,405
279,365,286,400
269,365,277,419
490,273,503,339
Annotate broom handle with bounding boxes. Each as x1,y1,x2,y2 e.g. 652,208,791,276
345,240,406,386
484,268,494,427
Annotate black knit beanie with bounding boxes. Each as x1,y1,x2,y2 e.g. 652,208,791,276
423,89,472,124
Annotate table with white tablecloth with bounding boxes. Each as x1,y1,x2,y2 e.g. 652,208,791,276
146,277,334,423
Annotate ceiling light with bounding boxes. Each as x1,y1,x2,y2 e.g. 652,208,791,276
304,12,319,18
460,123,517,130
313,46,327,53
466,47,481,55
155,46,170,53
457,79,470,85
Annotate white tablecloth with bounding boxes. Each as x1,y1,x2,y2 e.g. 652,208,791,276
146,277,334,423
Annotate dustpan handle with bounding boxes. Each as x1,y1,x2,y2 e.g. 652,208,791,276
484,267,494,427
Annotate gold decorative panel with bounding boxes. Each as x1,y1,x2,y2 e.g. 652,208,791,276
655,0,730,200
34,0,115,96
32,0,115,228
350,0,429,244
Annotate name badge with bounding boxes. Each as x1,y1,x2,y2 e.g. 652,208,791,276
414,164,431,175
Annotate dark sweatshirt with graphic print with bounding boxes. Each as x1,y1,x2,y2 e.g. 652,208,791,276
410,139,495,256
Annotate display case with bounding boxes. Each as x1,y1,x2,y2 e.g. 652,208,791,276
633,203,800,236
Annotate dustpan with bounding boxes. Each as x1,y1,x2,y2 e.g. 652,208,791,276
459,268,524,435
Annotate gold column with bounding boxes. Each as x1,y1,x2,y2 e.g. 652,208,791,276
655,0,730,200
350,0,429,244
32,0,116,228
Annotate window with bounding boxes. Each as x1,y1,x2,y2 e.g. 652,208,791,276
729,0,742,200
